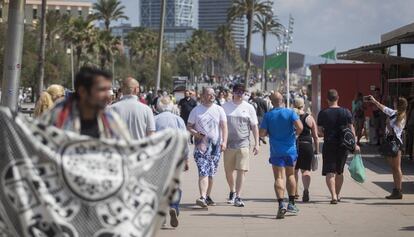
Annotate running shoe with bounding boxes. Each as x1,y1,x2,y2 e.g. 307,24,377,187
169,208,179,228
276,206,287,219
234,197,245,207
227,192,236,204
287,203,299,214
206,196,216,206
196,197,208,208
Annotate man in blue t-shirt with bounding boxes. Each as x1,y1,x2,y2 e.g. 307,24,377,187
259,92,303,219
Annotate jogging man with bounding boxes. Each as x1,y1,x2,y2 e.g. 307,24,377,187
259,92,303,219
223,84,259,207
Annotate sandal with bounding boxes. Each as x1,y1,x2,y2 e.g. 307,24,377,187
330,199,338,204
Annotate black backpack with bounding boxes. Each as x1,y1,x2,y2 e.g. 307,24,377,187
338,108,356,151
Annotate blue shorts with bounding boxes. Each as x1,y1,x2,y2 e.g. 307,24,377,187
269,155,297,167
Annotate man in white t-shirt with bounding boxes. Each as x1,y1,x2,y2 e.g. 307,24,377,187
223,84,259,207
187,87,228,208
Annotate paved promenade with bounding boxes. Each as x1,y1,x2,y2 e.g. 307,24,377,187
157,143,414,237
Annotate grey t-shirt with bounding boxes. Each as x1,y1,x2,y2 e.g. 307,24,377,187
109,95,155,140
223,101,258,149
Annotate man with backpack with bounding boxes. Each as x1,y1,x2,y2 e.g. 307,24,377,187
317,89,360,204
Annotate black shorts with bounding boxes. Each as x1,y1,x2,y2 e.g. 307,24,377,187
322,143,349,176
295,141,314,171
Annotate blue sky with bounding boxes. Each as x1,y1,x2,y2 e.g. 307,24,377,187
116,0,414,57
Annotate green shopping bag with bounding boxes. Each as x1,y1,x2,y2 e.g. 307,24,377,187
348,153,366,183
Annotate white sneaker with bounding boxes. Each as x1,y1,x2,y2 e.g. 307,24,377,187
196,197,208,208
234,197,245,207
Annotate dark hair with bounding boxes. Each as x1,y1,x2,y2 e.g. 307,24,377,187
74,66,112,94
327,89,339,102
233,84,246,92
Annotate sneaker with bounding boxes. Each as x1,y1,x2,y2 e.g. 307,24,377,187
287,203,299,214
302,190,310,203
206,196,216,206
276,206,287,219
196,197,208,208
227,192,236,204
169,208,179,228
234,197,245,207
386,189,403,200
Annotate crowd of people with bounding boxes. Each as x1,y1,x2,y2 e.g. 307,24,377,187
32,66,413,225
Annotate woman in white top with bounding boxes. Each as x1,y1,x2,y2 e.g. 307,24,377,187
368,95,408,199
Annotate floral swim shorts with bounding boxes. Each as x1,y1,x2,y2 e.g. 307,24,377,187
194,142,221,177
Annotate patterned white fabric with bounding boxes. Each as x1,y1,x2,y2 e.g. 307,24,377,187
0,107,187,237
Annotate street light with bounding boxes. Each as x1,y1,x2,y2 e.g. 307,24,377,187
1,0,25,111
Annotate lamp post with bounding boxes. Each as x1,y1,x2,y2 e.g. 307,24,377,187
1,0,26,111
66,45,74,91
155,0,166,90
284,15,294,108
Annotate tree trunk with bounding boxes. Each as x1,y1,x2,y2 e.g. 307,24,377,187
244,3,254,89
37,0,47,99
76,47,82,71
211,58,215,76
262,32,267,91
105,20,110,31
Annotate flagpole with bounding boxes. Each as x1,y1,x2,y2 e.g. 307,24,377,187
286,48,290,108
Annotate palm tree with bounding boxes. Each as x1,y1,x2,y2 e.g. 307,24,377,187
93,31,121,69
228,0,272,88
126,27,159,64
253,13,283,91
45,11,70,49
63,17,96,70
215,25,242,75
93,0,129,31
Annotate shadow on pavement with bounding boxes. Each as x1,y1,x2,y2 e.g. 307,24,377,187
358,144,414,175
340,196,386,201
400,226,414,231
360,202,414,206
243,198,275,203
373,181,414,194
191,213,289,219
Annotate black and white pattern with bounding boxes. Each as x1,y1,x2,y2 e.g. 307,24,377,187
0,107,187,237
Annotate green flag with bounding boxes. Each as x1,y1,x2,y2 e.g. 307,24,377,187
265,52,287,70
320,49,336,60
